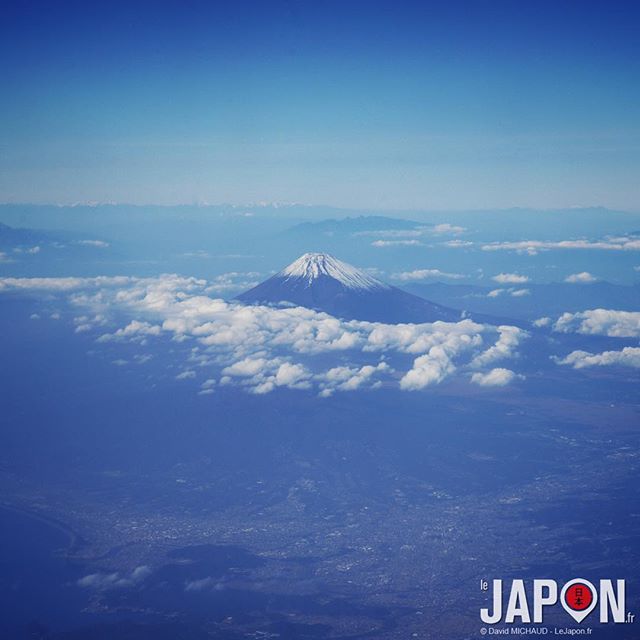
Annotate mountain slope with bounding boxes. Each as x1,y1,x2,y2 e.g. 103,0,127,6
236,253,464,324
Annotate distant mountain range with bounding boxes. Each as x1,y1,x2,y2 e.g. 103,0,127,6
284,215,426,236
0,222,55,247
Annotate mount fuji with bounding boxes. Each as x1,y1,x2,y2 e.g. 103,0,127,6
236,253,465,324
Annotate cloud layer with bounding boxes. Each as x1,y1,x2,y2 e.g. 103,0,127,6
0,275,528,395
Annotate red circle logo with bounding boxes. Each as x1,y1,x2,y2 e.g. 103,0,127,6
564,583,593,611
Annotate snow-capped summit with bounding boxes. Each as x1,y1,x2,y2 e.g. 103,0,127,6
236,253,464,324
279,253,389,291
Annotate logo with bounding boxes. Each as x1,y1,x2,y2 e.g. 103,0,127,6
560,579,597,623
480,578,633,625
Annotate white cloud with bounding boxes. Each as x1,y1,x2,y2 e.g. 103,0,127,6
358,224,465,241
487,287,530,298
533,316,552,328
371,239,422,247
443,239,473,248
320,361,389,395
492,273,529,284
185,576,224,592
13,245,41,254
0,275,135,292
356,229,425,239
564,272,598,283
176,370,197,380
76,239,110,248
205,272,262,294
391,269,465,281
471,368,520,387
275,362,311,388
198,378,217,395
481,236,640,255
73,313,108,334
182,250,211,258
99,320,162,341
223,357,271,378
432,223,466,235
77,566,150,590
554,347,640,369
220,357,313,394
470,325,526,369
553,309,640,338
0,273,255,297
400,347,457,390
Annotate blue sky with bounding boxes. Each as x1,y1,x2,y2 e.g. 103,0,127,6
1,0,639,209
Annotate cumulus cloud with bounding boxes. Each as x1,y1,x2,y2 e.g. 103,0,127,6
471,368,521,387
319,361,389,396
554,347,640,369
99,320,161,341
400,346,459,390
564,272,598,283
391,269,465,281
492,273,529,284
553,309,640,338
198,378,217,395
470,325,526,369
77,566,151,591
74,313,108,334
533,317,552,328
0,274,528,395
218,356,313,394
